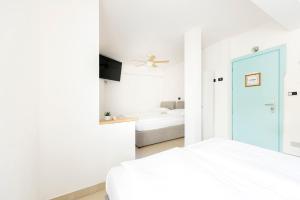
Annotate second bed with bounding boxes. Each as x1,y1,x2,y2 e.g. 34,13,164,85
130,101,185,147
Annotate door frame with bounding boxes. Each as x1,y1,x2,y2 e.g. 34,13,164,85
231,45,286,151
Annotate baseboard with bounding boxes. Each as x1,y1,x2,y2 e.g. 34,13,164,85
51,182,105,200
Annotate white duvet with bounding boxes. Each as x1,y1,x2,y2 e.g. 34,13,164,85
107,139,300,200
129,108,184,131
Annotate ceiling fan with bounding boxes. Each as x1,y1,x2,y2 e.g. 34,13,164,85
130,54,169,68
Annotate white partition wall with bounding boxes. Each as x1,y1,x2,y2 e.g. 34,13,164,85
0,1,39,199
184,28,203,145
39,1,103,199
202,71,215,140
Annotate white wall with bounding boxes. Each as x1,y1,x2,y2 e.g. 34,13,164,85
184,28,202,145
0,1,39,199
101,63,184,117
38,0,111,199
99,0,105,117
1,1,153,199
202,71,215,140
202,22,300,156
162,63,185,101
202,40,231,139
99,79,105,117
100,122,136,168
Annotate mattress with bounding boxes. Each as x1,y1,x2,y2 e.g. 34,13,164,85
106,138,300,200
131,109,184,131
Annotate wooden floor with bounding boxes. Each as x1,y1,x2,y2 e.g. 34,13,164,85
136,138,184,159
77,138,184,200
77,190,106,200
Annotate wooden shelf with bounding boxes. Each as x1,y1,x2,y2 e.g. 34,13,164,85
99,117,136,125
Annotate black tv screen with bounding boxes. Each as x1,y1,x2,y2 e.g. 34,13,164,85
99,55,122,81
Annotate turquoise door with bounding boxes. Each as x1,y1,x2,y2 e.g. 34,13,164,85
232,46,285,151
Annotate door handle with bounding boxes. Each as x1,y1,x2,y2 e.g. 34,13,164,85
264,102,275,113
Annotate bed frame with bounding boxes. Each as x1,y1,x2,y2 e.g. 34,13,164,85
136,125,184,148
136,101,185,148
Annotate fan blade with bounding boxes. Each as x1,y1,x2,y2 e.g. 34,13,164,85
153,60,169,64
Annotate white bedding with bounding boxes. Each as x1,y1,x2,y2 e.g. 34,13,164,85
129,109,184,131
106,138,300,200
106,167,127,200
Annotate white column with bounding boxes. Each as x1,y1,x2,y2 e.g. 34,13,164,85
184,28,202,145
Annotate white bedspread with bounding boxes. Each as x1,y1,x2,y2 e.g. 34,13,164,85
106,139,300,200
130,109,184,131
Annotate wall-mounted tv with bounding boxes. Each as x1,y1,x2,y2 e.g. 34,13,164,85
99,55,122,81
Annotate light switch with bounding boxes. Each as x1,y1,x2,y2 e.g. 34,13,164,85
288,91,298,96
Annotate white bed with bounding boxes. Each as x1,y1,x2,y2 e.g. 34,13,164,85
106,138,300,200
128,108,185,147
133,108,184,131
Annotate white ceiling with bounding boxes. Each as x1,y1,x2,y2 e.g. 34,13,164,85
100,0,276,63
251,0,300,30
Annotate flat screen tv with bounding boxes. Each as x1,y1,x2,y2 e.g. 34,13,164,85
99,55,122,81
